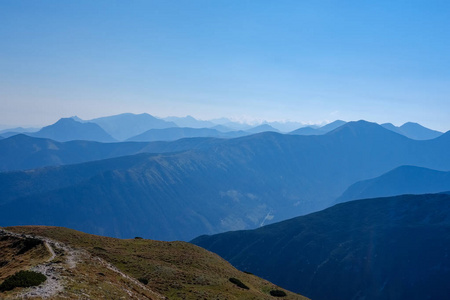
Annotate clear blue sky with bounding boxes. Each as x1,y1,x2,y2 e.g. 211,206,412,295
1,0,450,130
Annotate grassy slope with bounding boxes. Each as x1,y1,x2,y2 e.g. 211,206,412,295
0,235,50,282
0,228,164,299
6,226,308,300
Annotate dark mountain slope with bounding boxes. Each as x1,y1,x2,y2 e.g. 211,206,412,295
0,134,222,171
1,121,450,241
192,193,450,300
0,145,310,240
0,153,159,205
335,165,450,204
29,118,116,142
90,113,177,140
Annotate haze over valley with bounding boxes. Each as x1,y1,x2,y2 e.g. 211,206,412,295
2,1,450,299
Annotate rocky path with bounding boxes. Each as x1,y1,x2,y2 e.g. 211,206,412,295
0,228,165,299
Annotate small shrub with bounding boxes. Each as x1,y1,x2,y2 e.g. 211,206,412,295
0,270,47,292
270,290,287,297
134,237,143,240
138,277,148,285
229,277,249,290
11,238,43,255
93,246,106,251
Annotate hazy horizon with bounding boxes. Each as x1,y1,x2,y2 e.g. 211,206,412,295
0,112,448,133
2,1,450,131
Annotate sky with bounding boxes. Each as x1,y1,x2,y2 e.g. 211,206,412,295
1,0,450,131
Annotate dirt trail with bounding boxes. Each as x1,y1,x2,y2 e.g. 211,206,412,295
0,228,165,299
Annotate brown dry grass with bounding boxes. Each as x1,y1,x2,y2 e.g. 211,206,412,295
0,234,50,281
6,226,309,300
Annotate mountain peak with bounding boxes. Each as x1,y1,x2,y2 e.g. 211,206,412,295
32,118,115,142
327,120,398,137
90,113,177,140
380,122,443,140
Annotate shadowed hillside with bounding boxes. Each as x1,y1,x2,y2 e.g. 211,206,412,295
193,193,450,300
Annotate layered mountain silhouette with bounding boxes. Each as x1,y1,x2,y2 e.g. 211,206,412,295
192,193,450,300
1,121,450,241
246,124,280,134
335,166,450,204
126,127,247,142
163,115,217,128
90,113,177,140
25,118,116,142
0,134,217,171
0,127,39,138
211,124,234,132
265,121,307,132
381,122,442,140
290,120,346,135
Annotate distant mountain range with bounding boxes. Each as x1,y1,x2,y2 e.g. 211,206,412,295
1,113,444,142
89,113,177,140
0,127,39,138
246,124,279,134
1,121,450,241
26,118,116,142
381,122,443,140
290,120,346,135
163,115,217,128
291,120,443,140
192,193,450,300
335,165,450,204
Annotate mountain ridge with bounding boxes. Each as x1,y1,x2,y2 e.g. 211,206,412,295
1,121,450,240
192,193,450,300
335,165,450,204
